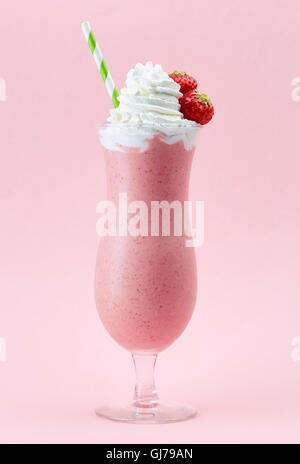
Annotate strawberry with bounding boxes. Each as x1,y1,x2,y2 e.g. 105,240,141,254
169,70,197,94
179,90,214,125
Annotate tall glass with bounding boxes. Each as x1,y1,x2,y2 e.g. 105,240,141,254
95,123,200,423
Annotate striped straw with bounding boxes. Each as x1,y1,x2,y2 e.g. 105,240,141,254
81,22,119,108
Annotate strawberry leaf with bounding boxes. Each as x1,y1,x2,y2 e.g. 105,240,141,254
194,92,212,106
173,70,187,76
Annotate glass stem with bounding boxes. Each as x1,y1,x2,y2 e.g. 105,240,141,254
132,353,159,408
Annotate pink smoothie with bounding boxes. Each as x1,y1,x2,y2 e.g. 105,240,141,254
95,134,198,353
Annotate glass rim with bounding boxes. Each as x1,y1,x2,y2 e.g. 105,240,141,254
96,122,202,130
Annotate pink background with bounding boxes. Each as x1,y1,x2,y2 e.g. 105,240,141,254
1,0,300,444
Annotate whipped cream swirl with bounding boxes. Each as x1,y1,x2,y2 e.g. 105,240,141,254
100,62,199,151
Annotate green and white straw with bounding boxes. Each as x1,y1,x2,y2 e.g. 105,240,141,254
81,21,119,108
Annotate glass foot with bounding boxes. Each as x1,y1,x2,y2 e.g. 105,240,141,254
95,402,197,424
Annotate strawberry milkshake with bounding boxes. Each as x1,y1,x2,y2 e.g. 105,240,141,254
95,133,198,352
95,62,204,352
93,61,214,422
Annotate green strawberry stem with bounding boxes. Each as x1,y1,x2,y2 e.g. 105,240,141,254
194,91,212,106
173,70,187,76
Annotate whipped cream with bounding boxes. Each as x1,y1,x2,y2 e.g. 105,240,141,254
99,62,199,152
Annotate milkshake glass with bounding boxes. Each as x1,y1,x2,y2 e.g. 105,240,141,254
95,123,200,423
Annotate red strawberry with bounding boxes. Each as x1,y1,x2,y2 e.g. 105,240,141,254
169,70,197,94
179,90,214,125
